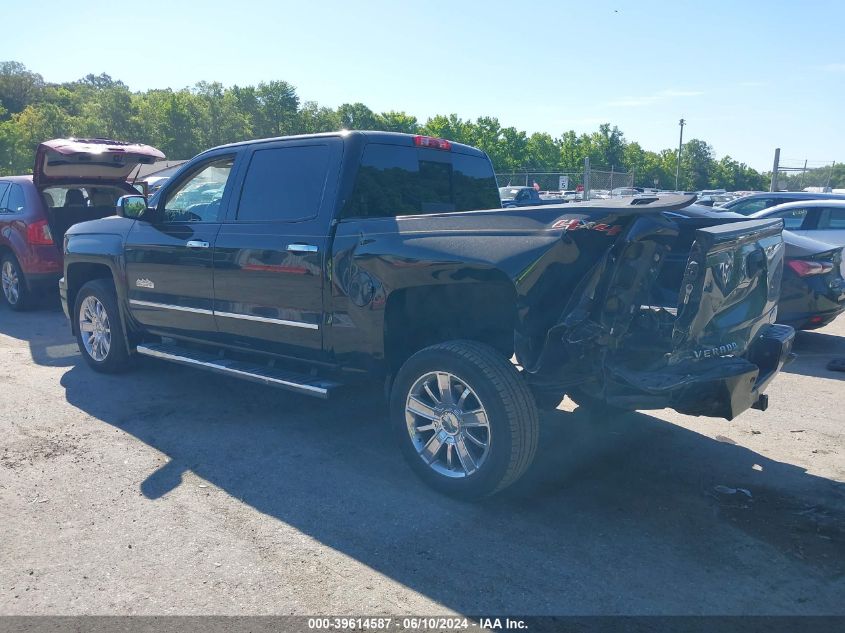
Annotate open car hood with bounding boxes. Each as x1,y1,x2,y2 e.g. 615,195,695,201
33,138,165,187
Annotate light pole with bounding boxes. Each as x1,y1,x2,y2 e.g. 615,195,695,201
674,118,685,191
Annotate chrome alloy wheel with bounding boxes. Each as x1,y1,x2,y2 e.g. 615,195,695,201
79,295,112,362
405,371,491,478
1,260,19,304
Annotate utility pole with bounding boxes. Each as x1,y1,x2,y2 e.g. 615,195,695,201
583,156,591,201
674,118,685,191
826,161,835,189
770,148,780,192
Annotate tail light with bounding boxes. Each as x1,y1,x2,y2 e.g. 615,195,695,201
26,219,54,245
414,135,451,151
786,259,833,277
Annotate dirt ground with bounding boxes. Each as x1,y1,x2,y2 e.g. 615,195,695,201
1,299,843,615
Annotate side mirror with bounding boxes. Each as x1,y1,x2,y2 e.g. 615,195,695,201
116,195,149,219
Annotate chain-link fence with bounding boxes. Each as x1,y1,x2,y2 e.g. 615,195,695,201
773,158,838,192
586,168,634,199
495,168,634,200
496,171,584,193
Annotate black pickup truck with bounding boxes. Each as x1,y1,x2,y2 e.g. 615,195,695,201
60,131,795,498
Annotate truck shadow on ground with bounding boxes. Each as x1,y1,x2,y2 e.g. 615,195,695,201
0,299,78,367
3,302,845,612
782,330,845,381
56,357,845,614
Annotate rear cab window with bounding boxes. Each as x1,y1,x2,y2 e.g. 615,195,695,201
341,143,499,219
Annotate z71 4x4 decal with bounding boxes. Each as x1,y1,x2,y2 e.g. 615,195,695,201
551,218,623,235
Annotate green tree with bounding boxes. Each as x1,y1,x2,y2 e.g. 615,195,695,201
5,103,73,172
255,80,299,137
525,132,560,171
337,102,380,130
421,114,471,144
377,111,419,134
194,81,251,147
680,138,715,190
559,130,585,170
0,61,44,117
297,101,341,133
0,61,774,188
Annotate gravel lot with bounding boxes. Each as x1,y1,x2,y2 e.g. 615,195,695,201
1,299,843,615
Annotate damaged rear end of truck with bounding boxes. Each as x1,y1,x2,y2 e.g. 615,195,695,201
516,195,795,420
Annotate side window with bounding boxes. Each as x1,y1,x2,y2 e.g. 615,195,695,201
772,208,808,230
5,184,26,214
162,157,234,223
0,183,9,212
236,144,330,222
818,208,845,230
766,198,791,208
729,198,769,215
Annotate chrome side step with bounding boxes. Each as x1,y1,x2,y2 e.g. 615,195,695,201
135,343,341,399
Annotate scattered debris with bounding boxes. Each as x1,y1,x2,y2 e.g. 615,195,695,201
789,429,805,433
751,430,762,435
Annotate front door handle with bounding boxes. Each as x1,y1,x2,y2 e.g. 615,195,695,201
186,240,210,249
287,243,319,253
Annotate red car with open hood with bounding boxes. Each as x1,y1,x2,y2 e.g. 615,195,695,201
0,138,164,310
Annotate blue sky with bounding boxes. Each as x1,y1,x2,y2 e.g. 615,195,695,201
3,0,844,170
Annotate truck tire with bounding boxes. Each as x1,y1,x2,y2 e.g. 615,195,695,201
2,254,31,311
74,279,131,373
390,340,539,499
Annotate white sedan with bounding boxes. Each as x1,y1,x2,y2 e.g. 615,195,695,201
749,200,845,247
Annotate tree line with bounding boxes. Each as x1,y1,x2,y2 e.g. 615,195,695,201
0,61,774,190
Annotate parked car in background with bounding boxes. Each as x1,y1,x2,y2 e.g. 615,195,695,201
716,191,845,215
778,232,845,330
498,186,564,207
694,195,720,207
0,138,164,310
611,187,639,197
141,163,186,197
665,205,844,330
747,200,845,247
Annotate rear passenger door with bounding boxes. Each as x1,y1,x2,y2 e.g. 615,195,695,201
810,207,845,244
213,138,342,360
